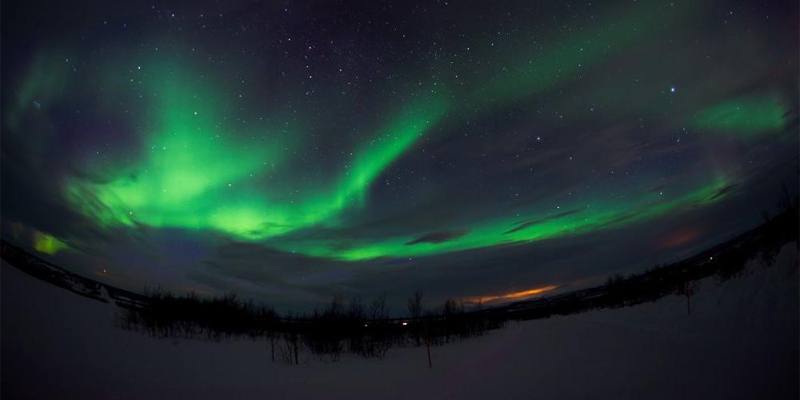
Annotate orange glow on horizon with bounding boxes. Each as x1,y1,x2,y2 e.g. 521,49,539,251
661,227,702,248
464,285,559,305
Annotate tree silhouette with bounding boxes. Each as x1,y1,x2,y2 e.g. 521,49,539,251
407,290,424,319
677,280,697,315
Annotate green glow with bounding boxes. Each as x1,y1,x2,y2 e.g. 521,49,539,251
209,93,448,239
66,63,290,237
33,231,70,255
65,60,450,240
283,177,732,261
22,5,739,264
692,95,789,136
56,54,734,262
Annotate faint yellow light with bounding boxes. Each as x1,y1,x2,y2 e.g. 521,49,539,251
464,285,559,305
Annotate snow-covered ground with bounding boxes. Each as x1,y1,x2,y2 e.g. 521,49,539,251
2,245,797,400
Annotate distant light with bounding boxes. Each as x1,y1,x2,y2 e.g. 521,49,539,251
709,256,714,261
401,321,408,326
670,87,676,93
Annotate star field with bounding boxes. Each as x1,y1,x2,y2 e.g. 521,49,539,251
2,0,797,309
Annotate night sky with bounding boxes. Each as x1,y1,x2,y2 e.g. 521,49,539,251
2,0,797,311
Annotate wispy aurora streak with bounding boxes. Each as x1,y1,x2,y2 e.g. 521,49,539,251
692,95,790,137
467,0,693,111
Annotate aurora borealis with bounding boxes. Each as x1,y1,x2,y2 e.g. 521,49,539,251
2,0,797,310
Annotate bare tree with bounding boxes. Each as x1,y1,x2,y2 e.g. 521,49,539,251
326,295,344,318
369,293,387,320
426,335,432,369
677,281,697,315
442,298,463,316
348,296,365,320
269,331,276,362
407,290,423,319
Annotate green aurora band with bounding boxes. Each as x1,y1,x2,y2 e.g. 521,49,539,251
15,0,758,262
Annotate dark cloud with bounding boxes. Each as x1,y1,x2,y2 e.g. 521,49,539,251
505,209,584,234
406,229,470,245
708,184,739,201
